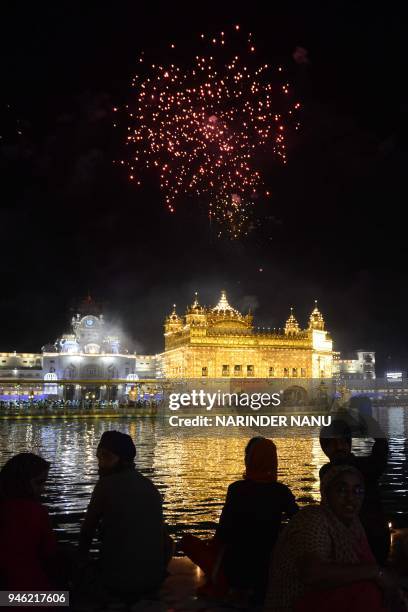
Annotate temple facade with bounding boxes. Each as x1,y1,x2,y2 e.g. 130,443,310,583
1,291,335,404
162,291,333,380
0,296,157,402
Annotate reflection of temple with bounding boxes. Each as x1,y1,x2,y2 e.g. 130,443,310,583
152,433,322,533
163,291,333,383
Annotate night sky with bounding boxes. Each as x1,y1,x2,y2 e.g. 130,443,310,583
1,2,407,374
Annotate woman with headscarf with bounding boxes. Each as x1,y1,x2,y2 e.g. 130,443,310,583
180,437,298,603
264,464,399,612
0,453,57,590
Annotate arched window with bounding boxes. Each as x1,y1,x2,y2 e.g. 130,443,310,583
44,372,57,381
85,366,99,377
107,365,119,379
64,366,77,379
126,373,139,381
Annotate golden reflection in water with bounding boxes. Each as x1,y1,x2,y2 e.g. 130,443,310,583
0,412,405,542
152,434,324,535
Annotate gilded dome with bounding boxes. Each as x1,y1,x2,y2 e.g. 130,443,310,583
285,308,300,335
209,291,252,329
308,300,325,330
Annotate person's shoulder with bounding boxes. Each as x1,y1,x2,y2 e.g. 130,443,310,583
219,479,246,500
274,481,292,492
92,472,124,498
227,480,293,499
227,479,245,492
300,504,322,517
290,504,325,529
10,498,50,522
319,462,331,479
132,470,161,495
98,469,160,497
92,475,109,494
227,479,257,497
133,469,154,483
273,481,296,498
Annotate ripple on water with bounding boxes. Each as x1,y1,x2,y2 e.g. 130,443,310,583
0,406,407,543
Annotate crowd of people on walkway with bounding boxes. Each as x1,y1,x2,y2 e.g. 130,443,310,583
0,407,407,611
0,398,161,412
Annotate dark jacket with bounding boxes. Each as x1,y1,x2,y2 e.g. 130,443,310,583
216,479,298,596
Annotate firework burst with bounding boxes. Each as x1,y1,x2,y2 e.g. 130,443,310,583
119,25,300,237
211,193,254,239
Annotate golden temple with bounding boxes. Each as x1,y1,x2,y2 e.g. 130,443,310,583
162,291,333,380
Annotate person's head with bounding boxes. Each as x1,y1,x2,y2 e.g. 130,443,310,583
97,430,136,477
244,436,265,463
321,464,364,526
0,453,50,501
319,419,352,461
244,436,278,483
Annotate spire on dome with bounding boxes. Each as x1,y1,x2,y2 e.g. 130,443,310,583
185,292,206,326
212,290,240,316
169,304,180,319
164,303,183,334
308,300,325,330
209,290,253,329
285,307,300,335
188,291,204,313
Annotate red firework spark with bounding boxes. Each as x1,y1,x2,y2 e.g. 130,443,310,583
119,26,301,235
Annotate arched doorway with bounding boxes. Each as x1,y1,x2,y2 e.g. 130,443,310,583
282,386,308,406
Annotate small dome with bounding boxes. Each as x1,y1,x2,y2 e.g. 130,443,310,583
212,290,241,318
167,304,182,323
187,292,205,314
309,300,325,330
285,308,300,334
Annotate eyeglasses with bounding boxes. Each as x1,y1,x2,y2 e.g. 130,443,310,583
333,483,365,498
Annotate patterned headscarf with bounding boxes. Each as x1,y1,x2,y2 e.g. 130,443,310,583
264,464,370,611
319,464,367,564
320,463,364,505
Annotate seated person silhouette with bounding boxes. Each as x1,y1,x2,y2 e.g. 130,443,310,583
180,436,298,603
78,430,171,601
319,408,390,564
0,453,57,590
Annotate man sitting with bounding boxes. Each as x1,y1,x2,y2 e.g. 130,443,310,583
79,430,171,599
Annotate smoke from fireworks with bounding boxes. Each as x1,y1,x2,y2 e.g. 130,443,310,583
119,25,300,237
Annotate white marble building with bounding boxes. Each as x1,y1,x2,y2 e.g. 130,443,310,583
0,298,158,402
